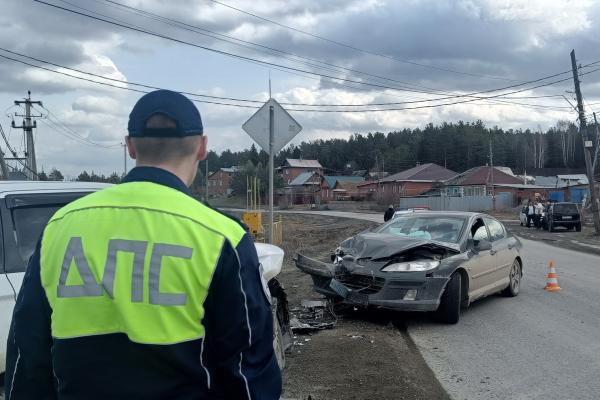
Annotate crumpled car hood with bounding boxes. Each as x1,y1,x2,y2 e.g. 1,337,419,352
341,232,460,260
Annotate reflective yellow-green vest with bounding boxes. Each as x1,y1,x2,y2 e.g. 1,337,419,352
40,182,245,344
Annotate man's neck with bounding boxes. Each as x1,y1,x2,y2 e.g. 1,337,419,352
135,162,191,187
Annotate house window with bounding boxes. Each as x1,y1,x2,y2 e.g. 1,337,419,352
464,186,485,197
285,169,289,175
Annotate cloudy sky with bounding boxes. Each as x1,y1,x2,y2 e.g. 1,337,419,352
1,0,600,177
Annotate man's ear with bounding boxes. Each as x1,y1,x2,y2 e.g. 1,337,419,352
197,135,208,161
125,136,137,160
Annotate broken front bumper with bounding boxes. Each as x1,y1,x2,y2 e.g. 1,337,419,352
295,254,449,312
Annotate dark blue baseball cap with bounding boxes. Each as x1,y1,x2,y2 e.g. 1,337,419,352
128,90,203,137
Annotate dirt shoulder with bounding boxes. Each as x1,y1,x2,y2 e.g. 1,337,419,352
277,214,449,400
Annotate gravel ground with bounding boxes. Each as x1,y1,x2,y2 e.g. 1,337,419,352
277,214,449,400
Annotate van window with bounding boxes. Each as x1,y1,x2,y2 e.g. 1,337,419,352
12,205,62,267
2,192,93,273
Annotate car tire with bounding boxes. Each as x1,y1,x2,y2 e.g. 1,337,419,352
437,273,461,324
502,259,521,297
576,223,582,232
271,298,286,370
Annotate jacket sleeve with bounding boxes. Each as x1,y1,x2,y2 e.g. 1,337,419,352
202,233,282,400
5,240,56,399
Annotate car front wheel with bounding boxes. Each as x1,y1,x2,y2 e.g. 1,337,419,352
502,259,521,297
437,272,461,324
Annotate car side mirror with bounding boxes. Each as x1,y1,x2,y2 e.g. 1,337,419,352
474,239,492,252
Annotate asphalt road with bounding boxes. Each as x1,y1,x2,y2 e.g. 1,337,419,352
294,211,600,400
407,238,600,400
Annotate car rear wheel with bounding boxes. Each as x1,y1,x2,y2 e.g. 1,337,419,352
502,259,521,297
437,272,461,324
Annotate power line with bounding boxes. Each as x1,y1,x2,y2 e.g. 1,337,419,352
33,0,598,106
207,0,521,82
2,50,595,114
96,0,562,106
33,105,122,149
0,122,39,178
0,47,580,112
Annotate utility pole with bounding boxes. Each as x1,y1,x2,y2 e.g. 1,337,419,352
0,150,9,180
12,91,42,180
593,112,599,172
571,49,600,234
205,158,209,200
122,142,127,177
489,138,496,212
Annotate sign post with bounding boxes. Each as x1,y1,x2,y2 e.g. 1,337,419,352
243,98,302,243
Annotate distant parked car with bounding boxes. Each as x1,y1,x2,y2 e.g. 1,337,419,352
519,205,545,227
519,206,528,226
544,202,581,232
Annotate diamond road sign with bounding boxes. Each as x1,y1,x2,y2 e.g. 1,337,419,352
242,98,302,155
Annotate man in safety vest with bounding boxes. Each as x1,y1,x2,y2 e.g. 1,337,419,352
5,90,282,399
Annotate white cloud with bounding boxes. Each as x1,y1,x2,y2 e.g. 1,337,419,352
1,0,599,177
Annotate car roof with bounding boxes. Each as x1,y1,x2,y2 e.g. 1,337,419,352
0,181,111,197
392,210,482,218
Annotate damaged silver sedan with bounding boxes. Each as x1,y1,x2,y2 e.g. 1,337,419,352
295,212,523,324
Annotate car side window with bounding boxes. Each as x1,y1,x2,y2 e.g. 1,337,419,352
484,218,506,242
471,218,489,242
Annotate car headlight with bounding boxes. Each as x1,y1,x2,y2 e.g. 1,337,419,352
381,260,440,272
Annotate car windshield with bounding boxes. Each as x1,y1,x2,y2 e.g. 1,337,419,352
375,215,467,243
554,203,578,214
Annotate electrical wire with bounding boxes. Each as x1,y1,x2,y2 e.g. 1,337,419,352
33,105,122,149
207,0,522,82
0,122,39,178
95,0,549,103
2,50,595,113
0,46,570,110
0,48,580,112
33,0,600,106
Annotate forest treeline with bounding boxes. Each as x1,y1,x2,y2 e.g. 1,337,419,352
199,120,596,177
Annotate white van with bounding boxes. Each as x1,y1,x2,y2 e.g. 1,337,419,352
0,181,110,382
0,181,291,385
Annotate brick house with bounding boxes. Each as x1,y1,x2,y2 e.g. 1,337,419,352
207,167,239,196
279,159,323,185
443,166,522,197
378,163,457,197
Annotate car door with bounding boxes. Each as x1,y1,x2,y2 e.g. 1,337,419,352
483,217,513,293
466,217,497,301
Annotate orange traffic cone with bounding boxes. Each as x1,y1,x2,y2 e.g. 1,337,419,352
544,261,562,292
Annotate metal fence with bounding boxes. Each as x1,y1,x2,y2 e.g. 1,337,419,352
398,193,514,212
